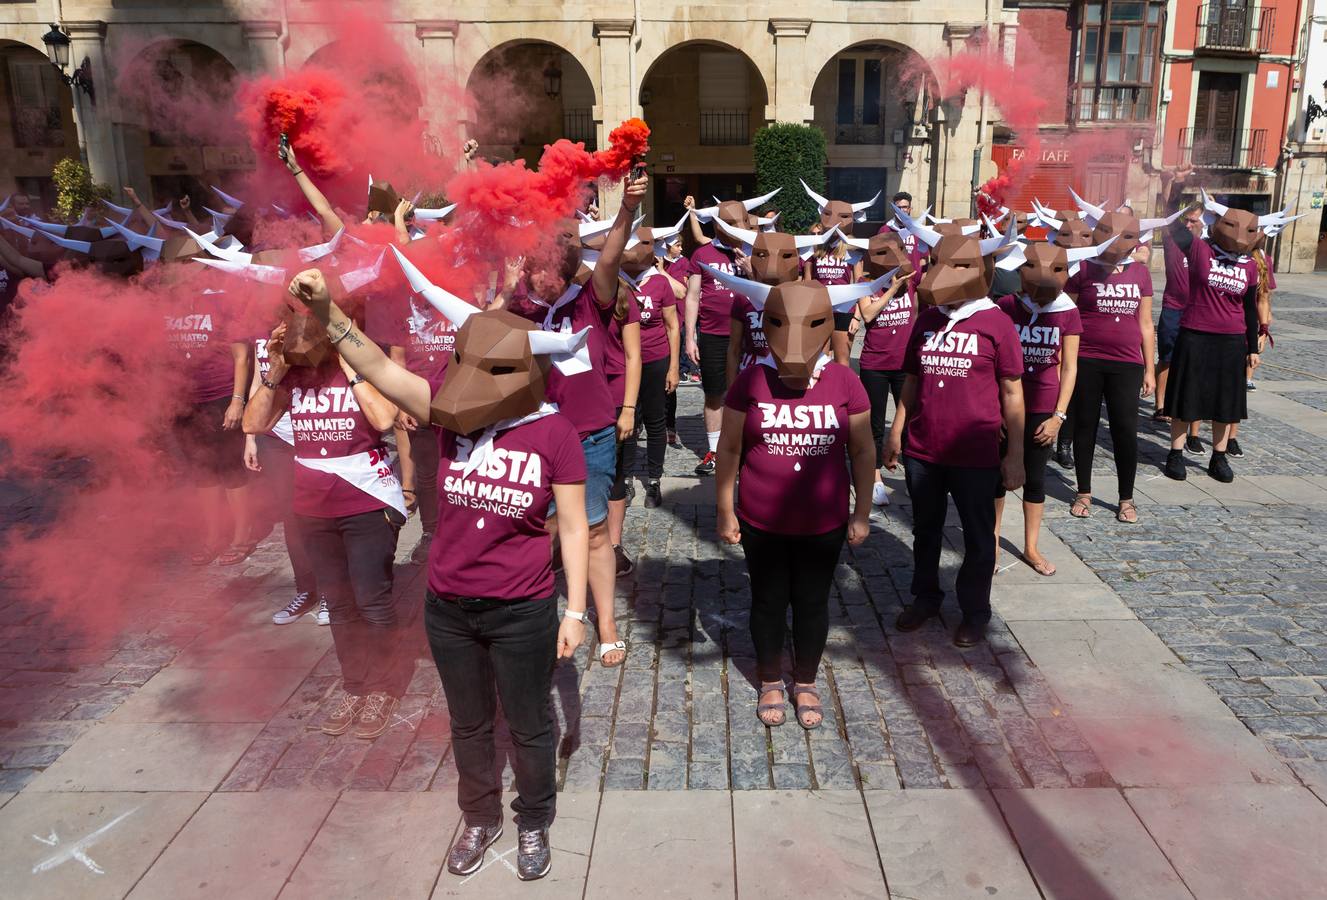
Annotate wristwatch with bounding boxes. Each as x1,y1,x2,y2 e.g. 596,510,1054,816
347,375,366,388
1053,411,1068,422
563,609,586,622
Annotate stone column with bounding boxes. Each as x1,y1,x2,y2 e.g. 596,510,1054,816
64,20,123,193
593,19,635,213
416,20,462,162
243,21,284,75
769,19,814,124
940,23,986,218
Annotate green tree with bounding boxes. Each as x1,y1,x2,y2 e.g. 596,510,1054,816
51,157,112,223
753,123,828,232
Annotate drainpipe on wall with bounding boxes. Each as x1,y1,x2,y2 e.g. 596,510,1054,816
971,0,995,217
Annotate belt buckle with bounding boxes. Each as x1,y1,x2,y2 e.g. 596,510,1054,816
457,596,491,612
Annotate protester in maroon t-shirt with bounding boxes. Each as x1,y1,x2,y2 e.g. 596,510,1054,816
855,258,912,509
629,259,683,508
806,239,862,365
715,274,876,731
685,239,740,470
597,285,641,576
1155,177,1204,425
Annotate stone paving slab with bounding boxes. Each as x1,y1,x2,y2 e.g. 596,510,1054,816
865,788,1040,900
108,667,311,724
128,791,336,900
0,790,205,900
993,788,1191,900
1125,785,1327,900
26,723,263,793
1072,715,1293,787
586,790,732,898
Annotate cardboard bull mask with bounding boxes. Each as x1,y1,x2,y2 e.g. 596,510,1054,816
390,246,592,433
282,305,334,369
691,188,782,232
1200,189,1302,257
996,231,1117,298
750,232,801,284
366,179,403,220
698,263,894,381
800,179,879,233
892,204,1016,307
863,232,914,280
1068,189,1183,266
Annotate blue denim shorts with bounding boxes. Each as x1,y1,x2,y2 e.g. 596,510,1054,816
548,425,616,527
1157,306,1183,363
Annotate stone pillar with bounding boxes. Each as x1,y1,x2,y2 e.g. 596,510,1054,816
593,19,635,214
416,21,462,162
243,21,284,75
939,23,986,218
769,19,814,124
64,20,123,194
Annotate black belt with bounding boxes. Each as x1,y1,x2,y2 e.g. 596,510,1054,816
427,590,542,612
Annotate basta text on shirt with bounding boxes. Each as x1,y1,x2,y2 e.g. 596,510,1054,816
290,385,363,443
1016,323,1063,365
1088,280,1142,316
756,401,841,457
918,328,981,378
1206,258,1251,296
407,297,458,352
442,434,544,519
164,313,214,349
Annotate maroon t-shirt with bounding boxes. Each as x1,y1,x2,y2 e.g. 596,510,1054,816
996,295,1083,415
860,281,917,372
1161,233,1190,312
689,243,739,336
1181,238,1258,336
510,282,617,438
1066,261,1153,365
166,289,238,404
599,292,641,408
725,362,869,535
809,254,854,286
286,364,390,518
730,296,768,371
903,305,1024,468
666,256,690,284
367,291,458,382
429,413,586,600
634,273,674,365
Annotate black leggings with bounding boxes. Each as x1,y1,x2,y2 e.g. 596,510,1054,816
1071,358,1143,500
637,357,669,480
859,368,907,467
740,520,847,684
665,390,678,431
408,423,440,534
996,412,1054,504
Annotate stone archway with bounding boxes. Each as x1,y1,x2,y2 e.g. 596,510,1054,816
0,40,79,211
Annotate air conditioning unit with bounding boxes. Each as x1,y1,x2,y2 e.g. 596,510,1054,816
911,124,930,140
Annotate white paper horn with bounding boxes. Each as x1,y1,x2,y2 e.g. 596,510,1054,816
35,231,92,253
696,262,772,309
298,227,344,263
0,217,35,239
826,269,897,312
1066,234,1118,264
105,219,165,256
188,228,253,265
339,249,386,294
192,256,287,285
389,245,480,327
852,191,882,215
978,218,1019,256
891,204,943,249
799,178,830,212
529,326,593,376
412,204,456,222
1068,188,1108,226
212,185,245,209
20,216,67,236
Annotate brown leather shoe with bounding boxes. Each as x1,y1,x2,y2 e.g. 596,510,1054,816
352,692,400,740
895,604,939,632
954,619,988,648
320,691,364,735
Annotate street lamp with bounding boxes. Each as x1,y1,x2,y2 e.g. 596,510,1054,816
41,24,95,105
543,60,562,100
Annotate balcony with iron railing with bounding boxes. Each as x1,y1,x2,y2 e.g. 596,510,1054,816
1196,3,1275,54
1178,127,1268,169
834,107,890,145
699,110,751,146
564,108,597,150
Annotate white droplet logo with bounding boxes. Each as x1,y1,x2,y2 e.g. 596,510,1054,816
793,462,802,472
1114,316,1120,322
476,519,485,529
938,380,945,388
320,448,327,456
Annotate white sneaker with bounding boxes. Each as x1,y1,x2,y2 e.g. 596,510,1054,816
273,593,312,625
316,596,330,626
872,482,890,507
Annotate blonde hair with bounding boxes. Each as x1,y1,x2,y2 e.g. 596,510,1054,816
1253,248,1271,308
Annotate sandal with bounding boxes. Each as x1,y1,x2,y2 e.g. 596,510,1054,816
756,681,786,727
1151,408,1170,423
1070,494,1092,518
597,640,627,668
792,684,823,730
190,545,221,566
215,542,257,566
1116,499,1139,525
1021,553,1056,577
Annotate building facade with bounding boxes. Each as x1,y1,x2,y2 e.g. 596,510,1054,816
1286,0,1326,270
0,1,1021,227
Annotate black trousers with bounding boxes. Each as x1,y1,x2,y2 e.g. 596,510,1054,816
665,390,678,431
256,435,317,597
740,520,847,684
860,368,907,468
903,454,1000,622
996,412,1054,504
408,424,440,534
297,508,410,697
1071,358,1142,500
637,357,669,479
425,592,559,830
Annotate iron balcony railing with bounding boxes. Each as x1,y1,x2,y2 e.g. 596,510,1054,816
699,109,750,146
1178,127,1268,169
563,108,597,150
835,106,890,145
1196,2,1275,53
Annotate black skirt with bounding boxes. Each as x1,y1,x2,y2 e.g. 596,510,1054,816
1163,327,1247,423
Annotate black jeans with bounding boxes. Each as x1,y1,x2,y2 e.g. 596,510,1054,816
996,412,1054,504
425,592,559,830
257,435,317,597
1071,358,1142,500
740,520,847,684
637,357,669,479
903,454,1000,622
860,368,907,467
297,508,410,697
665,390,678,431
408,424,440,534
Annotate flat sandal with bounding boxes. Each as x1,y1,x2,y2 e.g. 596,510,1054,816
756,681,786,727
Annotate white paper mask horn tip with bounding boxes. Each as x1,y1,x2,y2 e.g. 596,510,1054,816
1069,188,1107,224
743,187,781,212
188,228,252,264
529,326,593,376
852,191,881,214
995,244,1028,271
1066,234,1117,263
800,178,830,212
211,185,245,209
192,256,286,285
413,203,456,222
298,227,344,263
389,245,479,326
892,204,943,249
978,218,1019,256
697,261,772,309
826,269,897,312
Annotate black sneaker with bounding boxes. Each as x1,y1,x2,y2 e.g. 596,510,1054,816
1185,435,1203,455
694,451,716,476
1208,451,1234,483
895,604,939,632
447,823,503,876
623,481,636,506
408,532,432,565
644,479,663,508
1164,448,1187,481
613,544,634,577
1246,380,1257,392
667,430,682,449
1226,438,1244,458
516,827,552,881
1054,438,1073,469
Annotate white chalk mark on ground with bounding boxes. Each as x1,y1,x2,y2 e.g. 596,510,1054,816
391,708,425,732
31,806,139,875
459,846,519,885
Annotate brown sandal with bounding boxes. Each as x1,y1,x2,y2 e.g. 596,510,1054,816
756,681,786,727
216,542,257,566
1116,499,1139,524
1070,494,1092,518
792,684,823,730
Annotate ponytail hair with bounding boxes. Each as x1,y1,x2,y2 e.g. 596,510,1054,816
1253,248,1271,309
